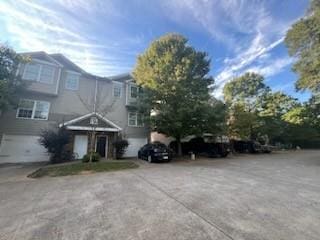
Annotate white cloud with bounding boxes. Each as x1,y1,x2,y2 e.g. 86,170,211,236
247,57,294,78
0,0,304,83
215,36,285,85
214,56,294,99
159,0,303,99
161,0,274,47
0,0,137,76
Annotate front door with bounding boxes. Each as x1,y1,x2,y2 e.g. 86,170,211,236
74,135,88,159
96,136,107,158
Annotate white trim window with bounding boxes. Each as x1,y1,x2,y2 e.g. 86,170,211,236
22,63,55,84
40,65,55,84
23,63,40,81
16,99,50,120
128,112,144,127
65,72,80,90
130,85,138,99
113,83,122,98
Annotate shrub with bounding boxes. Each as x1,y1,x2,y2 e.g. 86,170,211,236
112,139,129,159
82,152,101,163
39,127,74,164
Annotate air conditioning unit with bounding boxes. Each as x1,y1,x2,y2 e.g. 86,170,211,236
90,116,98,125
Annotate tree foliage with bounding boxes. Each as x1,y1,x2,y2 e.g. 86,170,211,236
39,127,74,164
133,34,225,155
223,72,269,106
112,139,129,159
285,0,320,93
224,73,269,140
0,44,28,112
227,103,261,140
223,72,319,146
282,106,306,125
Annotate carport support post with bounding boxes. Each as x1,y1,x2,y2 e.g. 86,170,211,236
176,136,182,156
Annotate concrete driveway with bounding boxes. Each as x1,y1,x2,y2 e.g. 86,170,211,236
0,150,319,240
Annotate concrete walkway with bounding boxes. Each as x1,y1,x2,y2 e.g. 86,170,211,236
0,150,319,240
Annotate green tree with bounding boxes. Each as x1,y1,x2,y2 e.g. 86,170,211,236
258,92,299,144
223,74,311,144
227,103,261,140
223,72,269,140
223,72,269,107
282,106,306,125
285,0,320,93
284,0,320,147
133,34,222,155
306,94,320,130
0,45,27,112
259,92,298,118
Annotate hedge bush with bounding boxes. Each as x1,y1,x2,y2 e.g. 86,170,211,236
82,152,101,163
39,127,74,164
112,139,129,159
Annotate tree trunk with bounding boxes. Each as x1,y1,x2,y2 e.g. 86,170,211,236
249,125,254,140
177,137,182,157
89,130,96,162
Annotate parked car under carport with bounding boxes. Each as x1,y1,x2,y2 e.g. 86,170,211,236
232,140,272,153
169,137,230,158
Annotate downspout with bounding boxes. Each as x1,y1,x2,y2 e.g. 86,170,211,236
55,67,62,95
93,79,98,113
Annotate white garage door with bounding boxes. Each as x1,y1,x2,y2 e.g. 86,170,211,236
124,138,147,157
73,135,88,159
0,135,49,163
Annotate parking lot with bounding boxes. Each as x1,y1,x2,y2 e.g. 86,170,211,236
0,150,319,240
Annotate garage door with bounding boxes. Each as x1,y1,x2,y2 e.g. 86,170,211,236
73,135,88,159
0,135,49,163
124,138,147,157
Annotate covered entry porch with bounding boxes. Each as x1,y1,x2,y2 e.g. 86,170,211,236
60,112,122,159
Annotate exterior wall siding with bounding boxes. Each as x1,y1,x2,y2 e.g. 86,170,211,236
0,59,148,140
0,53,149,162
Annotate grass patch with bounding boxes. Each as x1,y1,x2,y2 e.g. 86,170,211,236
28,161,139,178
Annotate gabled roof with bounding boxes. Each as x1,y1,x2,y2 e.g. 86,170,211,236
109,73,132,82
21,51,63,67
49,53,112,81
20,51,132,83
49,53,84,73
59,112,122,132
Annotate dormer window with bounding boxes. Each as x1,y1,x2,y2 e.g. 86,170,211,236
22,63,54,84
65,72,80,90
40,65,55,83
23,63,40,81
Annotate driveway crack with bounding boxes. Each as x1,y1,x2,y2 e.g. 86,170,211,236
132,172,235,240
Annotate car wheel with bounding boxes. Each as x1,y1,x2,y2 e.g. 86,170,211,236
147,155,152,163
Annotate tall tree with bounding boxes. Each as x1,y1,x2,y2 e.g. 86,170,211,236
227,103,261,140
0,45,27,112
258,92,299,144
223,72,269,140
133,34,222,155
285,0,320,93
223,72,269,108
258,92,298,118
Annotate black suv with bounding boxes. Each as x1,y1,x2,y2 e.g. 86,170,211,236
138,142,171,163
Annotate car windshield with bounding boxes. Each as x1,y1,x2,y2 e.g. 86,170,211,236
153,143,167,150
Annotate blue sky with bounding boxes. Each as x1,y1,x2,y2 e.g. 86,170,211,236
0,0,311,101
